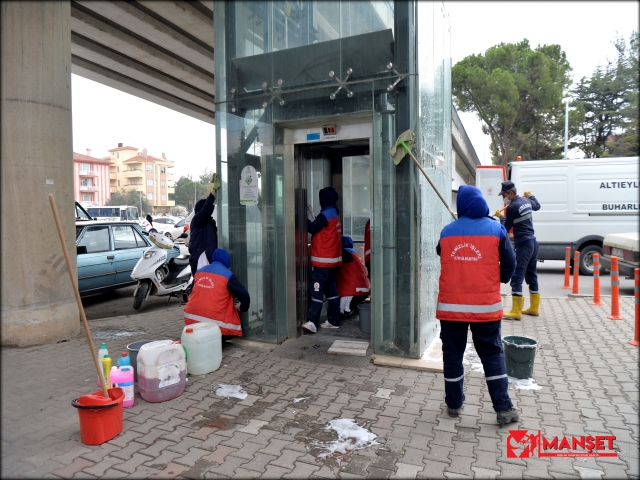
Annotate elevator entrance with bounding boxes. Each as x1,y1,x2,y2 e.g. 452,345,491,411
294,139,371,337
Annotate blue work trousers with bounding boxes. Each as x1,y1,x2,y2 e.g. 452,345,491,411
440,320,513,412
511,238,539,296
308,267,341,328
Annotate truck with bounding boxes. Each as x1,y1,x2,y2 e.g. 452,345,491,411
476,157,639,275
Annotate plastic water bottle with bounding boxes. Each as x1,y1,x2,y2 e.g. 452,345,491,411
101,355,112,387
117,352,131,367
97,342,109,386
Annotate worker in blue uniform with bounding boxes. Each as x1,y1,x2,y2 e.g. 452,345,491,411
494,180,541,320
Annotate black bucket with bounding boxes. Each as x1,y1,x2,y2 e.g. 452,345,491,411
502,335,538,379
126,340,153,382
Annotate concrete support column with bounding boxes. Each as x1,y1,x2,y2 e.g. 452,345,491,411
2,1,80,346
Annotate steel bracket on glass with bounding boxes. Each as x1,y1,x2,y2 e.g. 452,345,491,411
385,63,405,92
328,68,355,100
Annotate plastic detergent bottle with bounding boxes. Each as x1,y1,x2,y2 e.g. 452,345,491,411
137,340,186,403
111,366,135,408
117,352,131,367
97,342,109,386
180,323,222,376
101,355,112,387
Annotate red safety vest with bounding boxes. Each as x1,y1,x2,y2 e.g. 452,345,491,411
183,264,242,336
364,220,371,262
310,207,343,268
436,229,503,322
336,250,371,296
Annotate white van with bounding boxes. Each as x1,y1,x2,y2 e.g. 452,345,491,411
508,157,639,275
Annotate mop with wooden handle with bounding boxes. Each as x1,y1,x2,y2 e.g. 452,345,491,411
49,194,109,398
390,130,458,221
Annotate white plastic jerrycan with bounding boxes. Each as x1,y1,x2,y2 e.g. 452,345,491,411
181,323,222,376
137,340,186,403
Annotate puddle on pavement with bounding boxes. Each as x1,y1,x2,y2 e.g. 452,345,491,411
463,342,484,373
91,328,144,341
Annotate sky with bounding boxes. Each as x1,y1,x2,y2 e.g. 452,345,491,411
71,75,216,181
72,1,639,177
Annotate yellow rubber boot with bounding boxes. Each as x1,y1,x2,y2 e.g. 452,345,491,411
522,293,540,316
503,296,524,320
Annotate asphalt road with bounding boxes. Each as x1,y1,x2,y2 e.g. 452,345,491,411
500,260,636,298
82,243,189,321
82,252,636,322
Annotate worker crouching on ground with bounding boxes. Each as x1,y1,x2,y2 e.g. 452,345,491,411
494,181,541,319
336,235,371,318
302,187,343,333
184,249,250,338
364,219,371,279
436,185,519,424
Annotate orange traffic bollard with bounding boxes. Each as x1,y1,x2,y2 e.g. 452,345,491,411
562,247,571,289
572,251,580,295
591,253,604,306
630,268,639,346
607,257,624,320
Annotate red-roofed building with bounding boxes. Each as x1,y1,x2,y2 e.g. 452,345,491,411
73,150,112,207
108,143,175,214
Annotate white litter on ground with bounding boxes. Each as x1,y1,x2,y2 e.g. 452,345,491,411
215,384,248,399
508,376,542,390
311,419,379,459
292,397,310,403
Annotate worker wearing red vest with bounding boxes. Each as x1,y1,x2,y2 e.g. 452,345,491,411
364,219,371,279
184,249,250,337
336,236,370,317
302,187,343,333
436,185,519,425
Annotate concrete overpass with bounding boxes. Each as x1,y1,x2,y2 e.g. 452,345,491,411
1,1,480,346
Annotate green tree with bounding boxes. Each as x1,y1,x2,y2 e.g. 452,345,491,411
452,40,573,165
571,31,639,158
106,189,151,215
173,173,210,211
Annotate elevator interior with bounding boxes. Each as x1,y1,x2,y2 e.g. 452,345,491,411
294,139,371,331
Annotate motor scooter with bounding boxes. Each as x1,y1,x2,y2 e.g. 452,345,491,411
131,231,192,310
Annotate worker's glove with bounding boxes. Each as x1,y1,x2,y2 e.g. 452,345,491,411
493,209,503,218
306,205,316,222
523,190,533,198
234,301,241,311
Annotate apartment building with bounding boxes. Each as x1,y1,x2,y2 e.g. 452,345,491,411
108,143,175,214
73,150,112,207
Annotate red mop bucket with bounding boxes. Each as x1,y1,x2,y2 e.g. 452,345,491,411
72,387,124,445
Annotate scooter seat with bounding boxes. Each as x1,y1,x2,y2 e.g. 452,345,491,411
172,256,190,267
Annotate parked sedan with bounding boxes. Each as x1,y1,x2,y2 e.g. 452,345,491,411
76,220,180,295
601,232,639,278
141,216,182,239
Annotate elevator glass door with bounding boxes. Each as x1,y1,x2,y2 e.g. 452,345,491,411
294,141,370,327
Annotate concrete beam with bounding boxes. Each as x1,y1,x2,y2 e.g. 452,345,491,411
71,33,215,111
76,1,214,74
71,4,214,95
72,56,215,125
2,1,80,346
137,1,214,49
198,0,214,12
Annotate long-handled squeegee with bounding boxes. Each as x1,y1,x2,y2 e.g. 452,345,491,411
389,129,457,221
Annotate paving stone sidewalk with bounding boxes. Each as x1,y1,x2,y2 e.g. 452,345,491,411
2,297,638,479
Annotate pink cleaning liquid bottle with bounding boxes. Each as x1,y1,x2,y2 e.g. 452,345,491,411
111,366,135,408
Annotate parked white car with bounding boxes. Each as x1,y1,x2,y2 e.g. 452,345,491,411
601,232,639,278
142,216,182,240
